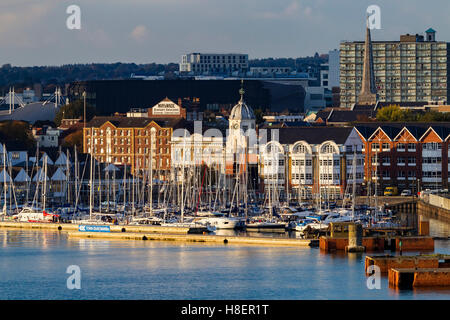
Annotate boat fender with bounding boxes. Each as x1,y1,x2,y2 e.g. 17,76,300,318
58,226,62,231
223,239,228,244
121,228,126,233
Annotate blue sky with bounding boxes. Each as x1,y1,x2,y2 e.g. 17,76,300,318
1,0,450,66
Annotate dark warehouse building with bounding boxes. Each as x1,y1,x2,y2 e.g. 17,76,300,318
67,79,306,115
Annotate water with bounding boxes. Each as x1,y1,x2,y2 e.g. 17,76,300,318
0,221,449,300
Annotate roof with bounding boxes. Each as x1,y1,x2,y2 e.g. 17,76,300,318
229,98,255,121
355,122,450,140
86,116,186,129
268,127,354,145
315,108,377,123
426,28,436,33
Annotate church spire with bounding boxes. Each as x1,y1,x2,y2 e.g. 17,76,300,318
357,17,377,105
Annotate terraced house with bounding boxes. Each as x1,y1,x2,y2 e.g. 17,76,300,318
355,123,450,194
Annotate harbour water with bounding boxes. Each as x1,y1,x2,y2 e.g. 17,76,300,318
0,219,449,300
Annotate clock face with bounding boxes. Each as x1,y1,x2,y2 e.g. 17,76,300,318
233,123,239,130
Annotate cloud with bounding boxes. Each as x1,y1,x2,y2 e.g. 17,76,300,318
256,1,313,20
0,0,57,46
130,25,149,43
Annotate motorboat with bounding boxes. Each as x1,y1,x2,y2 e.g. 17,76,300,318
14,207,59,223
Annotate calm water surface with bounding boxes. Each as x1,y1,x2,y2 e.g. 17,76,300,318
0,219,449,300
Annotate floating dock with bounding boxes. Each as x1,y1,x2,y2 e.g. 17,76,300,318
67,231,313,247
389,268,450,288
320,236,434,252
320,236,385,252
0,221,192,234
364,254,449,274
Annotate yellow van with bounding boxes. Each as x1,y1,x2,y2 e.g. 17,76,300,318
384,186,398,196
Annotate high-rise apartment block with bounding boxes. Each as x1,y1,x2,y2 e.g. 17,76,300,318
340,28,449,107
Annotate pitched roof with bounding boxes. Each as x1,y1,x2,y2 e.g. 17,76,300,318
86,116,186,129
268,127,353,145
355,122,450,140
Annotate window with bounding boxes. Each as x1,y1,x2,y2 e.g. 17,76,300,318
422,157,441,164
407,143,416,151
397,157,406,165
398,171,406,178
371,143,380,151
397,143,406,151
382,157,390,165
423,142,441,150
382,143,390,151
407,157,416,165
306,159,312,166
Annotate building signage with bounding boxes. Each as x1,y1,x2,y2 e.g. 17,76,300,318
78,225,111,232
152,101,180,115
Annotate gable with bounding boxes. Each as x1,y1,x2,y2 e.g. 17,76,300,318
395,128,417,143
369,128,391,142
420,128,443,143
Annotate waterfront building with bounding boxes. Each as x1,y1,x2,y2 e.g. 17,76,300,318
83,116,184,176
340,27,449,107
259,127,365,201
355,123,450,193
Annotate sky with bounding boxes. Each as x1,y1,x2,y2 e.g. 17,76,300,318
1,0,450,66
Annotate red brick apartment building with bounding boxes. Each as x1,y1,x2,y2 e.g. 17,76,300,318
83,98,187,173
355,123,450,194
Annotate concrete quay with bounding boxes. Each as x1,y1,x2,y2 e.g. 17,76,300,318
67,231,313,247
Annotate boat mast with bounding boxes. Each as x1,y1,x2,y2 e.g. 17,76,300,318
3,145,7,215
43,155,47,213
352,148,357,221
89,132,94,220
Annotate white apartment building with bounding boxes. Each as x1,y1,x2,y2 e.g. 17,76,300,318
180,53,249,74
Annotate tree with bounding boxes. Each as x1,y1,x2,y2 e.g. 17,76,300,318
62,129,83,149
254,109,265,124
54,99,95,126
376,105,406,122
0,120,36,151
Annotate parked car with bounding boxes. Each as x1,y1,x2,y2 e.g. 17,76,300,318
400,189,412,196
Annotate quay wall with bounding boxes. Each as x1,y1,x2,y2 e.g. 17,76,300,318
417,198,450,223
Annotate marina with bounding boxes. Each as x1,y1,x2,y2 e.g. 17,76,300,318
0,227,449,300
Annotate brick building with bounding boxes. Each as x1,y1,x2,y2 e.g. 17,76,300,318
355,123,450,194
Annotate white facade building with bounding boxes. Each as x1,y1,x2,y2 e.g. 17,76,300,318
180,53,249,74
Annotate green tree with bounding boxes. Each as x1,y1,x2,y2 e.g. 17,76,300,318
376,105,406,122
254,109,265,124
54,99,95,126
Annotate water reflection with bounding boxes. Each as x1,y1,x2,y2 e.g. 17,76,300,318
0,226,449,300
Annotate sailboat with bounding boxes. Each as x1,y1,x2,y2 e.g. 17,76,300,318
245,144,286,232
15,155,59,222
